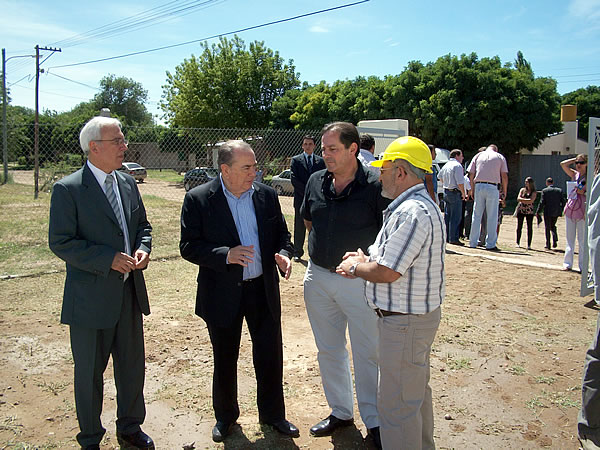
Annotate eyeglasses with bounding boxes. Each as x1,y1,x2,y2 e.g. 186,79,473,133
379,165,399,172
575,161,586,165
94,138,128,146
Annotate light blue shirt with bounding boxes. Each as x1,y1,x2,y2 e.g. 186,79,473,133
220,175,263,280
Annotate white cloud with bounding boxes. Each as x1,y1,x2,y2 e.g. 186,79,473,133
567,0,600,33
309,25,330,33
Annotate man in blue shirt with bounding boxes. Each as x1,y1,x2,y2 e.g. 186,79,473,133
180,140,298,442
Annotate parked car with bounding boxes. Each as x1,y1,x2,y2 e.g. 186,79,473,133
118,162,147,183
271,169,294,196
184,167,219,191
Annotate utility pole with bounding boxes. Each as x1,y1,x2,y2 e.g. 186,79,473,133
2,48,35,185
34,45,61,198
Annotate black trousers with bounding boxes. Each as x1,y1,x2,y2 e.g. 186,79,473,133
516,213,534,247
206,277,285,424
293,208,306,258
544,214,559,247
69,278,146,447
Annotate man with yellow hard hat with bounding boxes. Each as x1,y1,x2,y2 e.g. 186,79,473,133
337,136,446,450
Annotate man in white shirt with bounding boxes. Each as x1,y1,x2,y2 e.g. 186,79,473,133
437,149,466,245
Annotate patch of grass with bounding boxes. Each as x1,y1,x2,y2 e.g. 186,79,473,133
37,380,68,396
146,169,183,183
446,354,472,370
0,172,14,184
526,394,546,410
508,365,526,376
535,375,556,385
0,414,23,434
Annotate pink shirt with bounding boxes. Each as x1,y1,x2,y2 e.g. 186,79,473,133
467,149,508,184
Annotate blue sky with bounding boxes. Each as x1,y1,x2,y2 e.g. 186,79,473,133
2,0,599,123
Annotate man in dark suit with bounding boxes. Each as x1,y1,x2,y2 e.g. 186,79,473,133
48,117,154,449
536,177,565,249
290,135,325,261
180,140,299,442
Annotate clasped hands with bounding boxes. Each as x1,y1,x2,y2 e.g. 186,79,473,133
111,249,149,273
336,248,368,279
227,244,291,280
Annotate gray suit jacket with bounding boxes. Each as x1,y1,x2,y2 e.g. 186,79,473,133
49,164,152,329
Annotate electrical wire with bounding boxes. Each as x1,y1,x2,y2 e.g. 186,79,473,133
48,0,224,48
47,0,370,70
46,72,101,91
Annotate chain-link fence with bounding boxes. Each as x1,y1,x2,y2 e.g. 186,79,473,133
3,123,324,216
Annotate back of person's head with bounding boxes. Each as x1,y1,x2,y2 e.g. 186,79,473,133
360,133,375,152
449,149,462,159
546,177,553,185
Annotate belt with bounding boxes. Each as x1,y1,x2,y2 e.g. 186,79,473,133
475,181,498,186
444,188,460,192
243,275,263,283
374,308,408,318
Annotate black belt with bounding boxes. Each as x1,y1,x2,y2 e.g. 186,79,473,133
374,308,408,318
475,181,498,186
243,275,263,283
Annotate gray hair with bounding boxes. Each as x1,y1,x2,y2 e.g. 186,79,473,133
79,116,122,155
395,159,426,181
217,140,253,171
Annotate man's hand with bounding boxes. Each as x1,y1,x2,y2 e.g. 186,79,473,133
111,252,137,273
275,253,292,280
227,245,255,267
134,249,150,270
337,248,368,278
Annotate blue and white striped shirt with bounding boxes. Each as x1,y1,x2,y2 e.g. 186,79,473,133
366,184,445,314
220,176,263,280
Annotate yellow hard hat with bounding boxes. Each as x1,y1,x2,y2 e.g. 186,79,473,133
371,136,432,173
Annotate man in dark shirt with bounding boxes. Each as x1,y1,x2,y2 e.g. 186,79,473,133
536,177,565,249
290,136,325,260
301,122,388,447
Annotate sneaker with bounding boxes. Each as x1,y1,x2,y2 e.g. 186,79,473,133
486,246,501,252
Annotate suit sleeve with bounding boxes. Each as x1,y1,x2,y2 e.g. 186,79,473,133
273,190,293,259
290,157,305,193
48,182,115,277
132,181,152,255
179,191,231,272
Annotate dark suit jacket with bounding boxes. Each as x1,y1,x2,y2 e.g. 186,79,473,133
180,178,293,328
536,185,565,217
290,153,325,209
49,164,152,329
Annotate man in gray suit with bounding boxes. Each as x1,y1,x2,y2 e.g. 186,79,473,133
536,177,565,249
49,117,154,449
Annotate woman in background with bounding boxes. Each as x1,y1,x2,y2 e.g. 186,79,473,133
561,154,588,271
516,177,537,250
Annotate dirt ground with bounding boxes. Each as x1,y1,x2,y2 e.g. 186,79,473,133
2,172,599,449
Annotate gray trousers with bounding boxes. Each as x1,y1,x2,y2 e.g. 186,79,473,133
579,312,600,443
378,307,440,450
69,278,146,447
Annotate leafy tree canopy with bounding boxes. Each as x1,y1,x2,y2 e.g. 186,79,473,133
561,85,600,142
91,74,153,126
161,35,300,128
274,51,562,157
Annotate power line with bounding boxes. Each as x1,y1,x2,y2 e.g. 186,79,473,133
46,71,101,91
49,0,224,48
48,0,370,70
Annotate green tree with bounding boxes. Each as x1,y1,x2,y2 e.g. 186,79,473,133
382,52,562,157
161,35,300,128
92,74,153,126
561,85,600,141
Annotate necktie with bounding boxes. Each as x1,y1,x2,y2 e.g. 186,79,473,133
307,155,313,172
104,175,124,231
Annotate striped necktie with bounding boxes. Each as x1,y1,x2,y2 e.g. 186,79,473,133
104,175,124,231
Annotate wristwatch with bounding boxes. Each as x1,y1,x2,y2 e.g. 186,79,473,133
348,262,359,276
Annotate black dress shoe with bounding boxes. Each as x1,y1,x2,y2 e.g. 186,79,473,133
116,430,154,449
367,427,382,449
264,419,300,437
212,421,234,442
310,415,354,437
